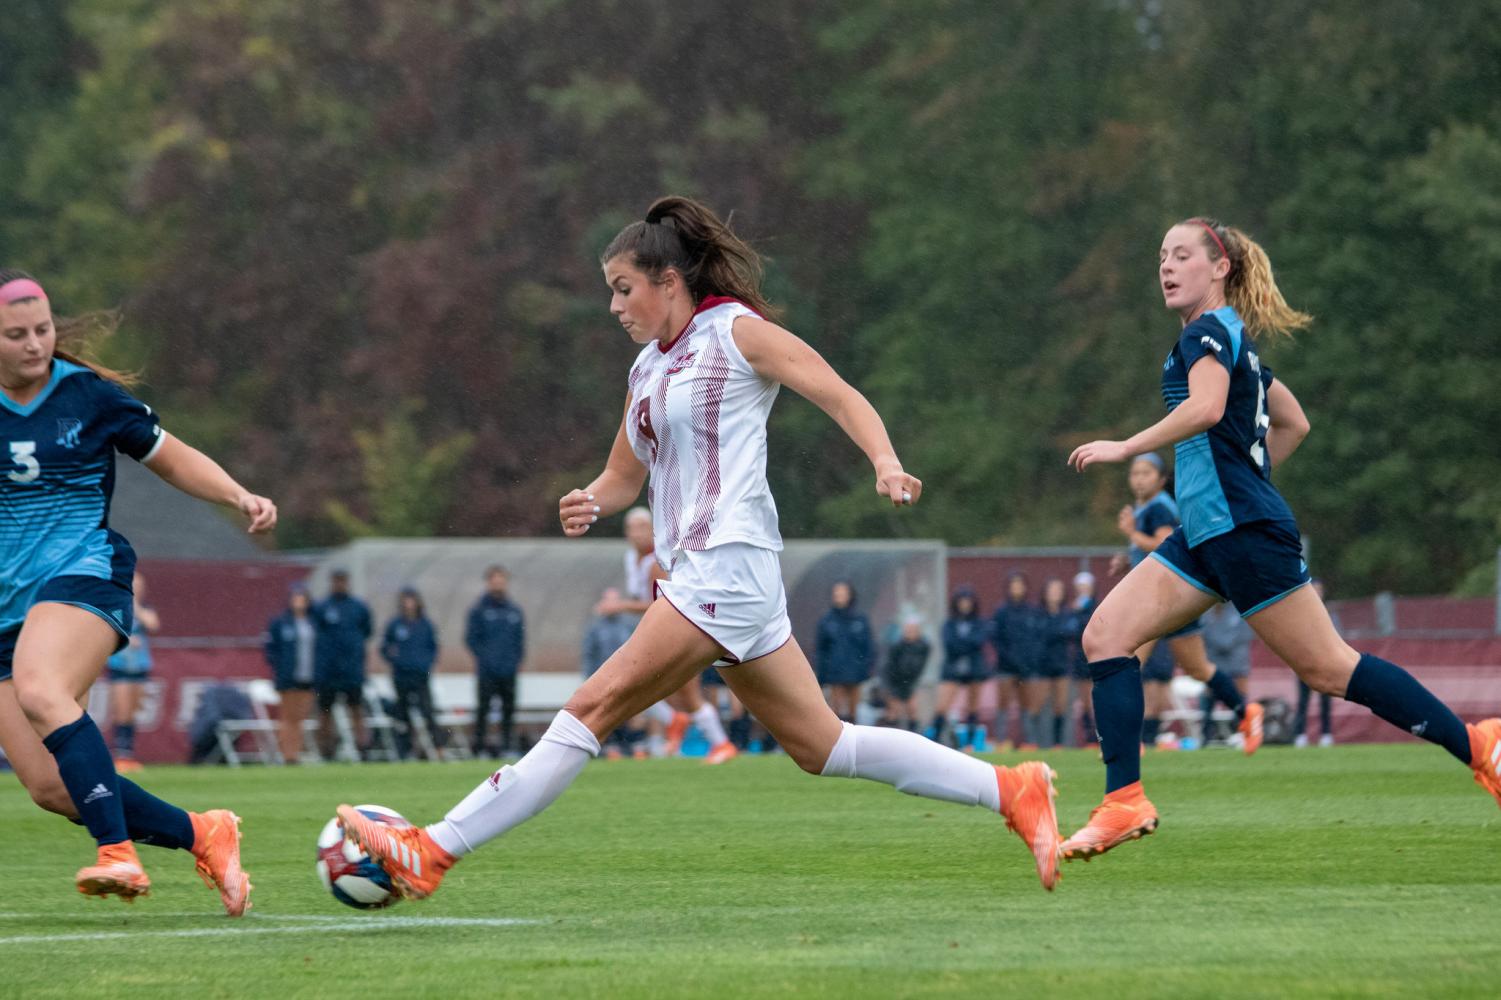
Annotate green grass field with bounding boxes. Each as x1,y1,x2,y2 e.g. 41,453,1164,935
1,744,1498,999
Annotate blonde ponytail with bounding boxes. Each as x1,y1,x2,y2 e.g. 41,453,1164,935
1188,219,1312,339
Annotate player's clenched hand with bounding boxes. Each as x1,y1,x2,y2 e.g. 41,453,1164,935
875,460,921,508
1116,505,1135,535
559,489,600,537
1069,440,1130,471
238,494,278,533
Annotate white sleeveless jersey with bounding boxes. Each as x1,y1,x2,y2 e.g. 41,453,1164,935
624,297,782,569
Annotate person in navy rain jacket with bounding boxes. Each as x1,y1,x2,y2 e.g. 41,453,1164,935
990,572,1044,749
264,584,317,763
381,587,441,758
466,566,525,756
815,581,874,722
314,569,372,759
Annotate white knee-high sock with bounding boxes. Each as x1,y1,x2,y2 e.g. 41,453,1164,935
692,702,728,747
819,722,1001,812
427,711,600,857
646,701,675,725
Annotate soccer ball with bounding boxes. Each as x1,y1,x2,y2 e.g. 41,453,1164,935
315,804,409,910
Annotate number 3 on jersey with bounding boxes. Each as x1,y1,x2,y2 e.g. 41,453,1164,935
8,441,39,483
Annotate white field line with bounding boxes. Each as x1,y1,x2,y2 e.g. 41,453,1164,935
0,914,539,946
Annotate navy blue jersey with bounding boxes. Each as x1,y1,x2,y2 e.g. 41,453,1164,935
0,359,162,630
1129,491,1179,567
1161,307,1293,545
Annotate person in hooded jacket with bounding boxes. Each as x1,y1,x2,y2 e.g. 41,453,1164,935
381,587,441,759
990,572,1044,750
815,581,873,722
927,586,991,750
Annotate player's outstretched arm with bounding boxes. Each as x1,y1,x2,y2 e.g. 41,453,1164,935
732,316,920,507
1264,377,1310,468
143,432,277,533
1069,355,1229,471
560,398,648,537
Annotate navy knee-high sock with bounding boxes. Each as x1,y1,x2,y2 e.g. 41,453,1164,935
71,779,198,850
1343,654,1471,763
119,779,195,850
43,715,128,846
113,722,136,755
1205,670,1246,719
1090,656,1144,793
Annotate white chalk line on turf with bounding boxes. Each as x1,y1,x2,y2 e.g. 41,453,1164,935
0,915,539,946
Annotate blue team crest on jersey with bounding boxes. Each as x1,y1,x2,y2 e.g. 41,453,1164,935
56,417,83,448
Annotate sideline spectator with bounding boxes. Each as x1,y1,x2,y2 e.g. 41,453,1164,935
107,571,160,772
1069,572,1098,746
314,569,372,760
264,584,317,763
882,617,930,731
815,581,874,722
467,565,525,756
929,586,990,749
1037,578,1073,749
990,571,1042,750
581,587,640,758
381,587,441,759
1293,579,1338,747
1201,601,1253,742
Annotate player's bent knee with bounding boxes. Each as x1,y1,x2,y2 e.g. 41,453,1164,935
30,780,76,817
1081,621,1124,662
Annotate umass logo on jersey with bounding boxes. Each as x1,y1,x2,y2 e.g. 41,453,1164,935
664,350,697,378
55,417,83,448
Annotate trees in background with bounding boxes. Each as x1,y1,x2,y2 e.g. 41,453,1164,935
3,0,1497,593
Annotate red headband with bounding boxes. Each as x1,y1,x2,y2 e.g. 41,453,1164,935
0,278,47,305
1196,221,1227,260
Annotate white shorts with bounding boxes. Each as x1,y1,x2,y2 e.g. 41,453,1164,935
656,543,792,667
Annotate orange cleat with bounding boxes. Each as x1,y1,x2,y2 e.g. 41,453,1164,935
1468,719,1501,808
704,741,738,765
114,757,143,774
336,804,456,901
1239,702,1264,756
190,810,252,917
663,712,690,756
76,841,150,902
1061,781,1159,862
995,761,1061,891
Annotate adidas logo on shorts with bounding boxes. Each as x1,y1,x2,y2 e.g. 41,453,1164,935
697,603,717,619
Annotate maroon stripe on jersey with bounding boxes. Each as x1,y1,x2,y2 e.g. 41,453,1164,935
653,358,683,554
682,338,732,550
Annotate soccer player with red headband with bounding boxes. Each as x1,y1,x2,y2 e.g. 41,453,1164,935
0,269,276,912
1062,219,1501,860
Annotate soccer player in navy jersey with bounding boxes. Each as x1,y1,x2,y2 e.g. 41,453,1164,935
1063,219,1501,860
0,270,275,910
1113,452,1263,753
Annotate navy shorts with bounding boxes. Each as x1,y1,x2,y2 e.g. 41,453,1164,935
1153,520,1311,618
701,665,726,687
940,656,992,684
1140,641,1175,683
0,576,133,682
108,667,151,684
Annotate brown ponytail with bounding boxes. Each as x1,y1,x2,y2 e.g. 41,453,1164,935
600,196,778,320
0,267,138,386
1186,219,1312,339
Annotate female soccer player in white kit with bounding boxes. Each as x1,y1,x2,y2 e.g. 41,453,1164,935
339,196,1063,893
